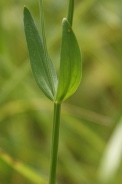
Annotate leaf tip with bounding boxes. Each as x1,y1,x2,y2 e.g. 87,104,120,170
62,18,67,24
24,6,27,11
23,6,30,16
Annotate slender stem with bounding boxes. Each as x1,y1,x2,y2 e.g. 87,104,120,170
49,102,61,184
67,0,74,26
49,1,75,183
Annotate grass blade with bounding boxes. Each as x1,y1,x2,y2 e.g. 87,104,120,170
98,117,122,183
0,149,47,184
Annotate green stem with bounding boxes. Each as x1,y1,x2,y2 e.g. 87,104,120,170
49,102,61,184
67,0,74,26
49,1,75,183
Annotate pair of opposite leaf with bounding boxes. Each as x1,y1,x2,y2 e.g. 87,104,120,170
24,1,82,103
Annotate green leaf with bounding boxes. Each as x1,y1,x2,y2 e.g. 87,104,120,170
24,7,57,101
56,18,82,102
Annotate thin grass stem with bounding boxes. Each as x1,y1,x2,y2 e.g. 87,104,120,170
49,102,61,184
49,1,75,183
67,0,74,26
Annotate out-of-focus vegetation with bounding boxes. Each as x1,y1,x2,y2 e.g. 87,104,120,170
0,0,122,183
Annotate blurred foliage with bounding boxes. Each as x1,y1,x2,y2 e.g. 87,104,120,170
0,0,122,183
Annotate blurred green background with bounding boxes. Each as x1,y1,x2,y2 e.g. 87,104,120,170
0,0,122,183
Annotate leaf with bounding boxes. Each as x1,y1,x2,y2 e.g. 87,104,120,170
56,18,82,102
24,7,57,101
